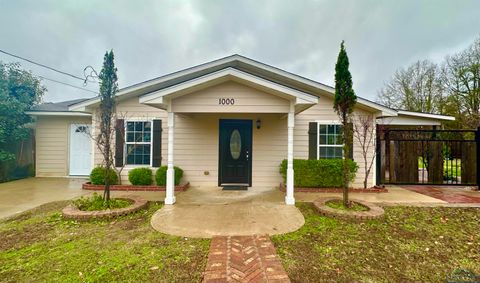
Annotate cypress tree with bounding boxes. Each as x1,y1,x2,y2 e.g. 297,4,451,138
333,41,357,207
98,50,118,201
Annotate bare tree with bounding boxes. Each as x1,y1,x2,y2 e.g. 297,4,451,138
352,114,376,189
377,60,443,113
441,37,480,128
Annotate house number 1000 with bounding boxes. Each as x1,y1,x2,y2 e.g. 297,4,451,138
218,98,235,105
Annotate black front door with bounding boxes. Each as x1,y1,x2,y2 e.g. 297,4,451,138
219,119,252,186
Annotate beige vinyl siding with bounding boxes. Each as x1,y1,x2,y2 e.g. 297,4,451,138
35,116,91,177
172,81,290,113
89,81,376,188
294,94,376,188
92,96,168,183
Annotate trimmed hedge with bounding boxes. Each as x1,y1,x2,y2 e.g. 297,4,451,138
280,159,358,188
90,166,119,185
155,166,184,186
128,167,153,185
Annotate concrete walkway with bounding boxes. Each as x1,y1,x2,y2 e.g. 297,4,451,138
295,185,448,204
150,186,305,238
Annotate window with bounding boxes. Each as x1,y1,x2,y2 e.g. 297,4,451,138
125,121,152,165
318,123,343,159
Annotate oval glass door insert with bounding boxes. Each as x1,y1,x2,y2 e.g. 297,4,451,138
230,129,242,160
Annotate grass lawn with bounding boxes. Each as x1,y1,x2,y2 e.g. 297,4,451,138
272,203,480,282
0,201,210,283
418,157,462,178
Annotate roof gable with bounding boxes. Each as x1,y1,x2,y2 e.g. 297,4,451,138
68,54,395,115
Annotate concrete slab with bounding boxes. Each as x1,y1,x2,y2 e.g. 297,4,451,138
151,186,305,238
0,177,167,219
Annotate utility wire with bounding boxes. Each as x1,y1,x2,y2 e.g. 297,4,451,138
0,48,97,84
39,75,99,94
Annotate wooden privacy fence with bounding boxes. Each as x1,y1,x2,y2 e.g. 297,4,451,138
376,128,479,186
0,129,35,182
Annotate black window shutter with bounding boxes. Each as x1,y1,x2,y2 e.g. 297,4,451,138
115,119,125,167
152,119,162,167
347,122,354,159
308,122,318,160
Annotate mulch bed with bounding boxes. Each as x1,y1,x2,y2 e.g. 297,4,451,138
279,183,387,193
82,182,190,192
313,197,385,221
62,196,148,220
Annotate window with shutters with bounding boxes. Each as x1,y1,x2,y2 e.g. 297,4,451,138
317,123,343,159
125,121,152,165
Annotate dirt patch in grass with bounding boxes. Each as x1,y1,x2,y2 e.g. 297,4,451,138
0,201,210,282
272,203,480,282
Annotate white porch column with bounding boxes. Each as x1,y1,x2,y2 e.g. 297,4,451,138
165,110,176,205
285,102,295,205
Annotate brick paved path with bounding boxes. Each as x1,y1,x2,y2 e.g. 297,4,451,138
203,235,290,282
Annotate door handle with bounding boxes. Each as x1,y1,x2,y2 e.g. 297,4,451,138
246,150,249,160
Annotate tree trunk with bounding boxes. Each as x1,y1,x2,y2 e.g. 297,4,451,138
343,115,349,207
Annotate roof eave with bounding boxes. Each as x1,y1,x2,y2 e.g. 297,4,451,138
26,111,92,117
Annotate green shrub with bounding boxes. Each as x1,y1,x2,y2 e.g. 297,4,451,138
155,166,183,186
90,166,119,185
128,167,153,185
72,193,131,211
279,159,358,188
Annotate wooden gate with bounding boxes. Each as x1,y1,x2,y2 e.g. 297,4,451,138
376,128,479,186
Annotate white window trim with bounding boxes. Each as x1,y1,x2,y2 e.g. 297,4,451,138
316,121,344,160
124,120,153,167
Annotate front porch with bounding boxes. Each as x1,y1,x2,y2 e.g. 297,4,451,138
139,72,320,205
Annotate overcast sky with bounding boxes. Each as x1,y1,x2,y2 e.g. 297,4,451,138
0,0,479,103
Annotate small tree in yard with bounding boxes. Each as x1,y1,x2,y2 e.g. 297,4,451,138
97,50,118,201
352,115,376,189
0,62,45,181
333,41,357,207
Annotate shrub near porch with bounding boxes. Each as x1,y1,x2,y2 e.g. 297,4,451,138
280,159,358,188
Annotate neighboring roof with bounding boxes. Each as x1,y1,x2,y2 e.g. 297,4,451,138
396,110,455,121
27,98,92,116
68,54,397,116
376,110,455,126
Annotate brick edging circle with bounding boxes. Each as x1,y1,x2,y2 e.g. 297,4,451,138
82,182,190,192
62,196,148,221
279,183,388,193
313,197,385,220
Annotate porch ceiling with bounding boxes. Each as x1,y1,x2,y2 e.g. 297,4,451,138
138,67,318,114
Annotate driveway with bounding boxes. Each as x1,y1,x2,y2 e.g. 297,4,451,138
0,177,89,219
399,185,480,203
0,177,167,219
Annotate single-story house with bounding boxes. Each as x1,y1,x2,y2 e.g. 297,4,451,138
26,55,454,205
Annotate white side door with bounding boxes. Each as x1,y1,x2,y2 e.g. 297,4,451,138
69,124,92,176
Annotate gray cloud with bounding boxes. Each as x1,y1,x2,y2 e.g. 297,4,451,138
0,0,479,102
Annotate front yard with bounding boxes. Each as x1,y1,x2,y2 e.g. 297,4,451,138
0,202,210,282
272,203,480,282
1,201,479,282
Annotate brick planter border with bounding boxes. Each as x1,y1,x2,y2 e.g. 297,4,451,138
62,196,148,221
279,183,388,193
313,197,385,221
82,182,190,192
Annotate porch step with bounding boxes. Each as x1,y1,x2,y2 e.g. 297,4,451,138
222,186,248,191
